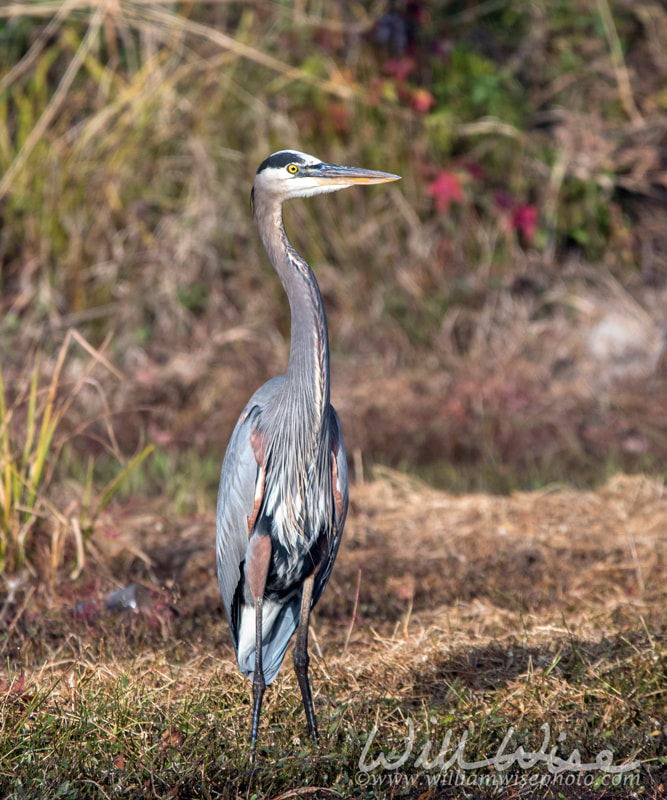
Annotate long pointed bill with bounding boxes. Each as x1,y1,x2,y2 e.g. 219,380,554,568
309,163,401,186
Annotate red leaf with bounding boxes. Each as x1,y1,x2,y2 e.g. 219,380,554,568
427,170,464,212
383,58,415,81
464,161,485,181
512,204,538,244
410,87,435,113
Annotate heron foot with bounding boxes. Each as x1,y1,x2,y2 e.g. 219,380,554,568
250,668,266,750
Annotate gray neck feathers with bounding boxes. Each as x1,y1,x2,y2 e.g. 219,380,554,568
255,196,331,466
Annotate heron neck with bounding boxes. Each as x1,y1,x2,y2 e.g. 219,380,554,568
258,201,331,422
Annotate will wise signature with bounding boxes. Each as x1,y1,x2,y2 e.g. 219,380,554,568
358,720,641,775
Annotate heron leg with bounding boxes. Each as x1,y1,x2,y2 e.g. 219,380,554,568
247,533,272,751
250,596,266,750
293,574,318,744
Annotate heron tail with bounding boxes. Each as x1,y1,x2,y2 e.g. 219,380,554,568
236,596,300,685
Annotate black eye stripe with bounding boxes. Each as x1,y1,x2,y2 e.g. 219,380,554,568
256,152,307,174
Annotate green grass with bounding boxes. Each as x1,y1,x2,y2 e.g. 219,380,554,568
1,472,665,798
1,610,662,798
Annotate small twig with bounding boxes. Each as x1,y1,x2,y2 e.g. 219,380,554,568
79,781,112,800
69,516,85,581
69,329,124,382
343,568,362,653
455,117,522,139
272,788,340,800
309,623,324,663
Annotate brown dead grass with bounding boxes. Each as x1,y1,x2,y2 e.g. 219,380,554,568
9,469,662,671
1,473,665,797
338,469,665,620
68,470,665,633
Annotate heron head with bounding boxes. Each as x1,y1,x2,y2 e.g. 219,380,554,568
251,150,400,207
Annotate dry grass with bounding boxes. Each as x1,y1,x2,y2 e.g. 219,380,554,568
1,473,664,798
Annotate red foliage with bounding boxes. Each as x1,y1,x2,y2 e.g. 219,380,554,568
383,58,416,81
464,161,485,181
411,87,435,113
493,192,538,245
512,204,538,245
427,170,464,212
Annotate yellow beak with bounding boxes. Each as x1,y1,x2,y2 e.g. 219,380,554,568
309,163,401,186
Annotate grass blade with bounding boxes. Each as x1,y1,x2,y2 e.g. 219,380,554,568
92,445,155,521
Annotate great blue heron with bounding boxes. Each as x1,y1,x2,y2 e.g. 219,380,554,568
216,150,400,746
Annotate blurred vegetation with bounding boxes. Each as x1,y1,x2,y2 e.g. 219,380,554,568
0,1,665,577
0,329,152,579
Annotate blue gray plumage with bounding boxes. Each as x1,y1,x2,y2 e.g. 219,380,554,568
215,150,400,746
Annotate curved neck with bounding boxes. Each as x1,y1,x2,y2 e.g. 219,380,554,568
256,196,331,422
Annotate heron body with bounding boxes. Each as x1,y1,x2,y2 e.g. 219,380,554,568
216,150,400,746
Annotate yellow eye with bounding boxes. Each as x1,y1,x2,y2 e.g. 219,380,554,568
287,164,299,174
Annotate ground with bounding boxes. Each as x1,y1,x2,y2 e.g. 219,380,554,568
2,472,664,798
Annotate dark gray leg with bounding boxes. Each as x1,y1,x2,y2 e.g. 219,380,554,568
293,575,318,743
250,597,265,750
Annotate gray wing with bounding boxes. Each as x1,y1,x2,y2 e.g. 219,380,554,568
216,377,284,649
312,406,349,608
